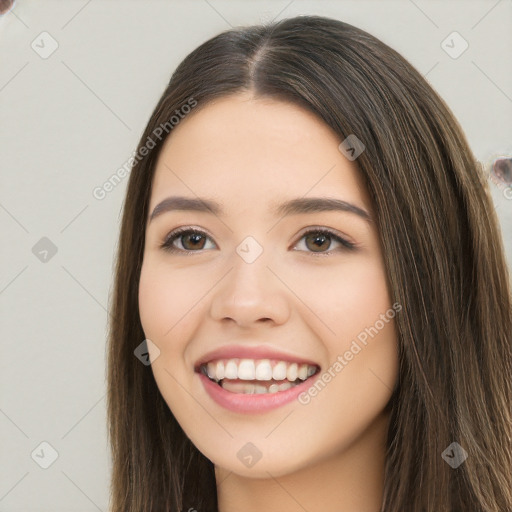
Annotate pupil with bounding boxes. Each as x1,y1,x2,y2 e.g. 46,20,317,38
184,233,204,249
308,233,329,252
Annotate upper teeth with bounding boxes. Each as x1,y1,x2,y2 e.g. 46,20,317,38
203,358,317,382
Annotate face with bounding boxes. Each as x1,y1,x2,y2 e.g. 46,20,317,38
138,92,399,478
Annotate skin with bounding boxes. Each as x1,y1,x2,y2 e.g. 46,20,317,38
138,91,399,512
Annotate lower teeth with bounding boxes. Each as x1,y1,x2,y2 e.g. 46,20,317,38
219,379,300,394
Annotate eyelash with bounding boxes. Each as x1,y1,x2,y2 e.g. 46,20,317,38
159,226,357,256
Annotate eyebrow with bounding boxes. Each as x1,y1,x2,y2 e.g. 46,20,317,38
148,196,372,224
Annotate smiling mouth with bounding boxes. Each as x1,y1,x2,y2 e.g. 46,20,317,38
197,358,320,394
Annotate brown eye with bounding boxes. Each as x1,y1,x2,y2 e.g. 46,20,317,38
304,232,331,252
295,228,356,255
160,229,215,253
181,232,207,250
160,227,356,255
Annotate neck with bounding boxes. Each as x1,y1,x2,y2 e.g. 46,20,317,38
215,408,390,512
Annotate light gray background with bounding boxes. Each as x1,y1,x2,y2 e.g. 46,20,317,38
1,1,511,510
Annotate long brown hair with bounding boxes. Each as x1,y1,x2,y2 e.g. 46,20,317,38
106,15,512,511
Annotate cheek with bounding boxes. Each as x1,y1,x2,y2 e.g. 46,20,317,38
138,261,186,343
138,262,193,400
138,260,212,369
287,254,391,340
138,263,164,337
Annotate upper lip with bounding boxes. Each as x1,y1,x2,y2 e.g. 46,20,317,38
194,345,320,372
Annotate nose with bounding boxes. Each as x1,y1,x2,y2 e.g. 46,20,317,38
209,249,291,328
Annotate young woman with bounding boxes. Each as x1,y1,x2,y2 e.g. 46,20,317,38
106,15,512,512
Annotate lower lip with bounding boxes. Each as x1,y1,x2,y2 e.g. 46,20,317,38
197,372,317,413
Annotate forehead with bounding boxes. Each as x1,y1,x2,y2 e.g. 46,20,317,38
149,92,372,218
